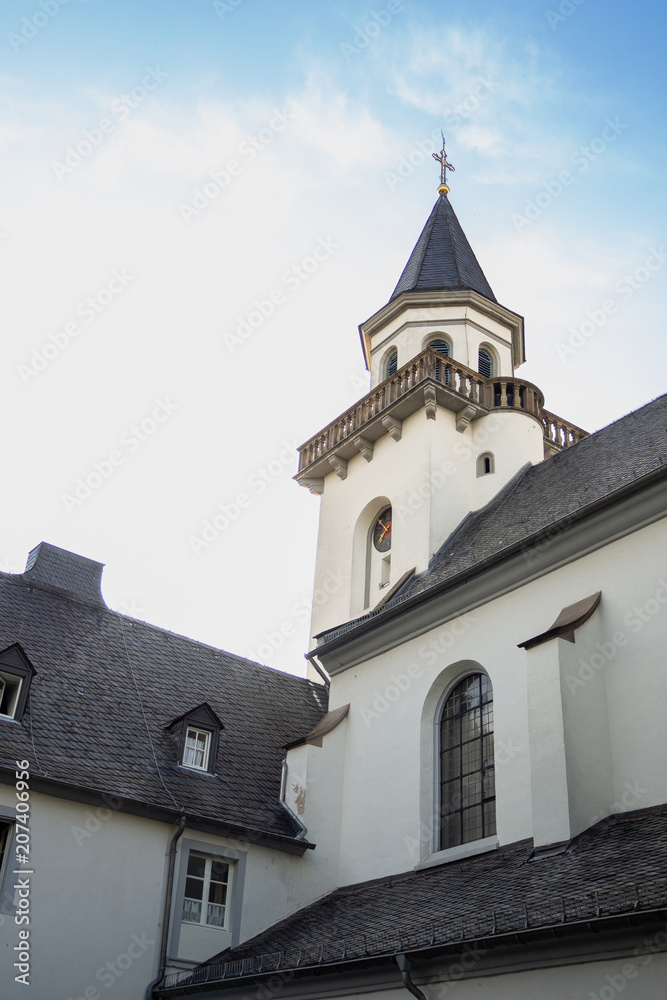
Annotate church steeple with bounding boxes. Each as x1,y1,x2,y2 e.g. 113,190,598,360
390,193,497,304
296,140,584,660
390,134,496,304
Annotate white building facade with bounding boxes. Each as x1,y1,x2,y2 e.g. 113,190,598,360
0,164,665,1000
162,169,667,998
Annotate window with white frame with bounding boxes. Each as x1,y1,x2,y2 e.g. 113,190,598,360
182,851,230,928
440,673,496,848
169,837,246,959
183,727,211,771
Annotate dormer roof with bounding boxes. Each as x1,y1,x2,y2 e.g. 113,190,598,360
165,702,225,732
0,558,328,850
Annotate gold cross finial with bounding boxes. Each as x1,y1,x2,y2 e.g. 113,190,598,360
432,131,455,194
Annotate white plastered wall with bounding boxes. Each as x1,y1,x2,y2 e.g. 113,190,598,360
368,301,516,386
0,782,353,997
283,718,348,893
307,517,667,887
0,790,168,1000
309,405,544,644
299,954,667,1000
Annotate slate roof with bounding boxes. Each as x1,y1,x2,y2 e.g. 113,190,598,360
390,193,497,303
162,806,667,991
316,393,667,646
0,551,328,840
407,392,667,598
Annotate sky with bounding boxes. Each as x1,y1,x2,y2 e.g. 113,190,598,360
1,0,666,675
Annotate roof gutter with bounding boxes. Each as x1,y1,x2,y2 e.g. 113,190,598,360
157,899,667,995
146,810,187,999
0,768,314,855
396,954,428,1000
304,649,331,690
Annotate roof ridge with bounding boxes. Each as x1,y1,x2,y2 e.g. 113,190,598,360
104,607,317,687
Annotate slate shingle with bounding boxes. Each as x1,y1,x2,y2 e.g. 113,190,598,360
0,572,328,837
204,807,667,969
390,194,497,303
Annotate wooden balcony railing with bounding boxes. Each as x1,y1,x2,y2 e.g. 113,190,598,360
297,348,587,475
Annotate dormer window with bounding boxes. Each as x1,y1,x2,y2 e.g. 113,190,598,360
183,727,211,771
165,702,223,775
0,644,37,723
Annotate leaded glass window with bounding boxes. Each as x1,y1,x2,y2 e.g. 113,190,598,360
440,673,496,848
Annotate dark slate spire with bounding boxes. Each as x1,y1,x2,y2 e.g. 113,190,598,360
390,193,497,303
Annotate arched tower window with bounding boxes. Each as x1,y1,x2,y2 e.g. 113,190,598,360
476,452,495,477
426,337,451,385
478,348,494,378
427,338,450,357
365,504,392,607
440,673,496,848
385,350,398,379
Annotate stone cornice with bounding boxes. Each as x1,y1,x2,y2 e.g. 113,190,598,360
358,289,525,370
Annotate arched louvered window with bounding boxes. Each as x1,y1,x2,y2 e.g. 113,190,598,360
440,673,496,848
427,338,450,356
478,348,493,378
386,350,398,378
427,338,451,385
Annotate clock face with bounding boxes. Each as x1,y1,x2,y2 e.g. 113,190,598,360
372,508,392,552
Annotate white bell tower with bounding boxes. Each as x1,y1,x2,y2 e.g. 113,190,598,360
296,138,586,656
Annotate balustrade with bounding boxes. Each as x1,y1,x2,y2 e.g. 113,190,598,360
298,349,586,473
542,409,587,449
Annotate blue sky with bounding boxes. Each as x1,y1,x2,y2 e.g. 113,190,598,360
1,0,665,672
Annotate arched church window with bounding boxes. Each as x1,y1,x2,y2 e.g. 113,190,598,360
440,673,496,848
385,350,398,378
478,348,493,378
